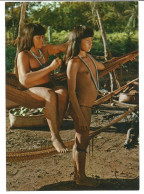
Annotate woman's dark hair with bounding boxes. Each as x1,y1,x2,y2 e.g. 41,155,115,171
15,23,46,75
64,25,94,64
17,23,46,53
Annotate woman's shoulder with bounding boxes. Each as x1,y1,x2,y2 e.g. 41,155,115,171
67,57,81,71
17,50,30,62
68,56,80,64
18,50,30,57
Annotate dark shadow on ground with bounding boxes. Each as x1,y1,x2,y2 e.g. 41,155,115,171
90,121,133,134
38,177,139,191
61,119,74,130
11,119,74,132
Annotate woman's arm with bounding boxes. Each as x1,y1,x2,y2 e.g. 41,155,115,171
95,60,105,70
46,41,68,56
17,51,62,88
91,56,105,70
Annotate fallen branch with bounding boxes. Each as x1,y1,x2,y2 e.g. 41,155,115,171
94,78,138,106
89,106,137,140
112,100,137,108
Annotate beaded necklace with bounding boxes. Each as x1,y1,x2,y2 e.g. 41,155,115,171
78,53,99,91
30,49,46,67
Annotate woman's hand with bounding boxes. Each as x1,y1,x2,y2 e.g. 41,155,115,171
77,115,89,133
49,57,63,71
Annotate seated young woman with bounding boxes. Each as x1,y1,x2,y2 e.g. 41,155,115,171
16,23,68,153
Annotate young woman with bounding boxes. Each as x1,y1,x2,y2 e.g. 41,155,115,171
66,25,105,186
16,23,68,153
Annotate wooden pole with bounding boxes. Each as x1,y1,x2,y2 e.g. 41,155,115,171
89,106,137,140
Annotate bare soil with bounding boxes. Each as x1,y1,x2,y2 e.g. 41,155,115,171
6,103,139,191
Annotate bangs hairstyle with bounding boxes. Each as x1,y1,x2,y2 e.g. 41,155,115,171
32,23,46,36
18,23,46,52
65,25,94,64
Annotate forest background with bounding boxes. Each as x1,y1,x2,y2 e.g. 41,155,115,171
5,1,138,72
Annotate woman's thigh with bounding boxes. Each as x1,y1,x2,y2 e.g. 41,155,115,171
70,105,91,135
76,107,91,147
26,87,54,102
25,86,67,104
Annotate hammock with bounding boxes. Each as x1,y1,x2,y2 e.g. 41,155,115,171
6,50,138,108
7,106,136,162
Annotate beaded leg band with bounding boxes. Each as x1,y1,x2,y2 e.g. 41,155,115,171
76,147,87,153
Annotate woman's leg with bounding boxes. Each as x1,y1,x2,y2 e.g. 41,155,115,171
51,86,68,152
71,106,99,186
26,86,68,153
70,106,90,177
54,87,68,129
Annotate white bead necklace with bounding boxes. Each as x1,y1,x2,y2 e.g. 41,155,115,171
30,49,46,67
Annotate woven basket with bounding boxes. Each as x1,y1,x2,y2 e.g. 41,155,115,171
9,109,47,129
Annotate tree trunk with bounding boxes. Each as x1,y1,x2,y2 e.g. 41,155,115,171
18,2,27,36
96,8,120,94
90,2,99,29
14,2,27,75
48,26,52,42
14,2,27,44
95,8,112,60
95,8,114,93
11,6,15,41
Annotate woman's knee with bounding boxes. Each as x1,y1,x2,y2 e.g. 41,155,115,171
44,91,58,116
75,133,89,150
55,87,68,99
56,89,68,108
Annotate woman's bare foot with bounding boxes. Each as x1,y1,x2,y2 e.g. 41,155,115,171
52,138,68,153
75,175,100,187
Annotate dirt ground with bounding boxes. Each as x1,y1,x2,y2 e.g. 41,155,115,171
6,102,139,191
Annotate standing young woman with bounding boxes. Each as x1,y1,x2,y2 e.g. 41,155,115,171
66,25,105,186
16,23,68,153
